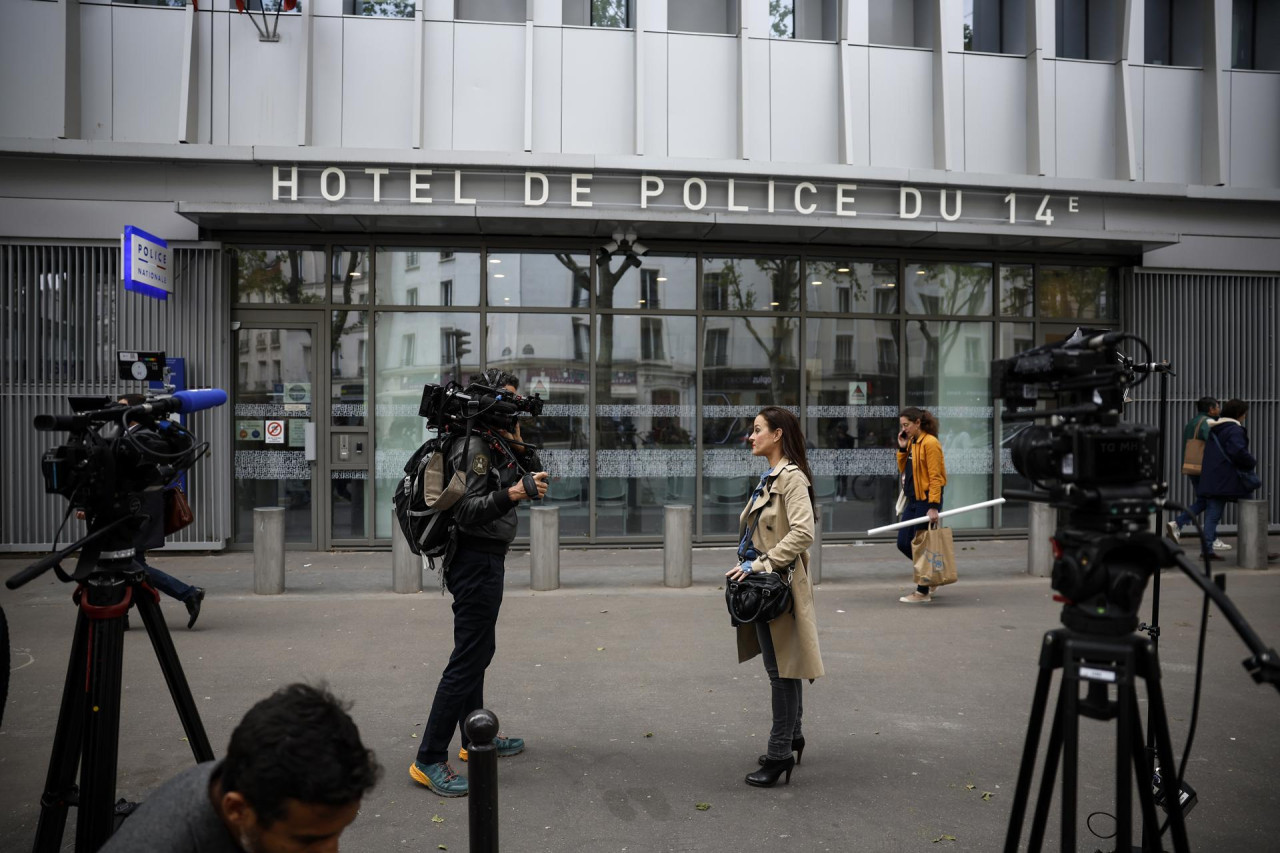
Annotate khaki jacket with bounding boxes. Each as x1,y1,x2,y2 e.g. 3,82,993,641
735,459,825,681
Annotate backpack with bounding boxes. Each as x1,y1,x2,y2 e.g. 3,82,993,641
392,435,467,566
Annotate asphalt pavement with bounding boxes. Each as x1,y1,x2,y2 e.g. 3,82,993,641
2,537,1278,852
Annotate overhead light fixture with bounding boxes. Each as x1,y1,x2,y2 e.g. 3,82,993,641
638,299,646,305
630,240,649,256
770,301,780,307
503,296,510,302
915,269,926,275
350,272,363,279
601,240,619,255
656,276,667,282
493,273,505,278
811,281,823,286
837,267,850,273
884,282,897,288
489,258,501,264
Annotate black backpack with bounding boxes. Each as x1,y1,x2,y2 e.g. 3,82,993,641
392,435,467,566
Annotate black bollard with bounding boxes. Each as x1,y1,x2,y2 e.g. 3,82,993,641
463,708,499,853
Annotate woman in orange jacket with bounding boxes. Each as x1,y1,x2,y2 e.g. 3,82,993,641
895,407,947,603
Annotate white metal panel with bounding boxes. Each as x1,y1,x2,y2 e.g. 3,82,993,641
963,53,1026,175
111,5,188,143
457,0,526,22
532,26,563,153
561,27,634,155
0,0,65,139
667,34,739,160
1053,59,1115,179
311,15,344,148
1142,66,1201,185
79,4,113,141
423,20,455,150
452,23,526,152
1129,63,1144,180
844,44,871,165
643,31,669,156
1229,71,1280,189
770,40,839,164
669,0,737,35
212,1,230,146
746,37,771,161
868,47,933,168
228,16,305,146
195,6,214,144
342,17,416,149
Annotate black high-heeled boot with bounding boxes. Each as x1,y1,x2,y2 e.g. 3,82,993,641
745,754,795,788
757,736,805,767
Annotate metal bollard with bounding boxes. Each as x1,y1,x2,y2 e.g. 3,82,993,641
1027,502,1055,578
530,506,560,591
663,505,693,588
391,509,422,593
1237,499,1269,570
464,708,500,853
808,503,823,585
253,507,286,595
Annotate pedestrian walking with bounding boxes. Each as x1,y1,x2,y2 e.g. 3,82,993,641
1196,398,1260,562
896,407,947,603
1167,396,1228,550
725,406,824,789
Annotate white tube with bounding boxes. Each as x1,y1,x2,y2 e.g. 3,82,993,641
866,497,1007,536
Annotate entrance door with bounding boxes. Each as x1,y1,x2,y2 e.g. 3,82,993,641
232,318,320,548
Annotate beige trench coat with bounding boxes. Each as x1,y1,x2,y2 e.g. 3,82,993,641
734,459,825,681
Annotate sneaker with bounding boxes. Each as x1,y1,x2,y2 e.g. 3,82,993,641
1212,538,1231,551
898,591,932,603
409,761,468,797
1202,552,1225,562
459,735,525,762
1165,521,1181,544
184,588,205,630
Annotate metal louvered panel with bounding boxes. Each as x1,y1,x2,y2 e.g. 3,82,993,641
1124,270,1280,531
0,244,230,551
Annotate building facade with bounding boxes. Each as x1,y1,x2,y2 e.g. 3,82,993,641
1,0,1277,551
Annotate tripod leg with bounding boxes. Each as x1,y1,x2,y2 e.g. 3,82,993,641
134,586,215,761
75,585,129,852
1125,694,1164,852
1141,654,1192,853
1025,686,1066,853
32,607,91,853
1004,632,1061,853
1115,651,1135,850
1059,653,1081,853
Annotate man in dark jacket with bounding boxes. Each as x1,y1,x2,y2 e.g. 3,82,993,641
410,370,548,798
1196,398,1258,561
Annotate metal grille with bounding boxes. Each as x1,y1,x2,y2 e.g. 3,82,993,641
1125,270,1280,531
0,244,230,550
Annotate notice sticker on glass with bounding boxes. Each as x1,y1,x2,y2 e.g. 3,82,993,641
237,420,265,441
264,419,286,445
288,419,308,448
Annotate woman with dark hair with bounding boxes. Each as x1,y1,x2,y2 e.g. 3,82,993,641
1197,398,1259,561
725,406,824,788
896,406,947,603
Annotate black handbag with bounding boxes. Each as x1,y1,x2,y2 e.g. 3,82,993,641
725,492,795,626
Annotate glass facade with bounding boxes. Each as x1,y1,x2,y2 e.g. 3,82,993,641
230,244,1117,546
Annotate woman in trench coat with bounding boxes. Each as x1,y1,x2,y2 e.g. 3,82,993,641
725,406,824,788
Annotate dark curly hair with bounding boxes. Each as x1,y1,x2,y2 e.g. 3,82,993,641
219,683,381,827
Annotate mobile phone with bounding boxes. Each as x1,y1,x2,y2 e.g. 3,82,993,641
899,430,907,442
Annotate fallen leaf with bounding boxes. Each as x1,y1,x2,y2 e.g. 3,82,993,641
982,792,994,801
965,784,975,791
644,732,654,737
438,847,447,851
695,803,711,811
431,815,445,824
597,647,605,652
932,835,957,843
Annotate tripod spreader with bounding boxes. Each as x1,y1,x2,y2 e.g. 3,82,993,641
5,516,136,591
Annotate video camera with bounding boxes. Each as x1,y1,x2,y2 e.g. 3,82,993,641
418,380,544,434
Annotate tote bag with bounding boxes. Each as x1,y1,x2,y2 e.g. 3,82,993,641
911,523,958,587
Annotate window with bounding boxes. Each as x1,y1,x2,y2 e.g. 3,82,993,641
1145,0,1203,66
405,287,419,306
640,318,665,360
405,251,420,270
401,333,416,367
703,272,728,311
770,0,840,41
835,334,854,370
572,320,590,361
356,340,367,378
352,0,414,17
964,336,982,373
877,338,898,374
440,280,453,306
640,269,662,309
441,328,458,363
1233,0,1280,70
563,0,630,28
837,286,852,314
1056,0,1119,60
375,249,477,306
238,337,249,354
256,332,266,350
269,329,281,347
668,0,738,35
271,359,282,384
455,0,525,23
869,0,935,47
964,0,1027,54
704,327,729,366
440,250,455,261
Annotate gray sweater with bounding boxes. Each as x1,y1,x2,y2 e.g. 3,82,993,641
99,761,240,853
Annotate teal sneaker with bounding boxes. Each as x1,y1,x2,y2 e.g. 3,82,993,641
458,735,525,762
409,761,468,797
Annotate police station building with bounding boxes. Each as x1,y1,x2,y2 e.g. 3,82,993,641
1,0,1277,551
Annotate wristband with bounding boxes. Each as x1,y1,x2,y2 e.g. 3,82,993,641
522,473,538,498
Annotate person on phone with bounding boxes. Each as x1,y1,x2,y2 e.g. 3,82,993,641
896,407,947,603
725,406,823,789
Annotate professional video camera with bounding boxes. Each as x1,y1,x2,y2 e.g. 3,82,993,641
418,379,544,434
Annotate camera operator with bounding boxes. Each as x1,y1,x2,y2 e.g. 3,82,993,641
410,369,548,798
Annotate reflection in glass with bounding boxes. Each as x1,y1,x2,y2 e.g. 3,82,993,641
331,311,368,426
702,256,800,313
905,261,993,316
331,473,367,539
231,248,325,304
487,251,591,309
375,249,479,306
373,313,482,538
599,253,696,311
999,264,1034,317
905,320,993,528
999,323,1034,528
233,327,314,544
1039,266,1115,319
488,313,591,538
805,318,901,532
702,316,801,534
331,248,370,304
770,0,794,37
594,315,697,536
807,259,898,313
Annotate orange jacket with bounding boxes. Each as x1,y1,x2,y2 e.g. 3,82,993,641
896,432,947,509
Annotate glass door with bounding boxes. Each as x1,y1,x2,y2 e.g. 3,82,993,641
232,318,320,548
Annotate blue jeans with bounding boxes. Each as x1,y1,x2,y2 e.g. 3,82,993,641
898,500,933,595
1174,476,1207,528
1202,497,1228,555
138,557,196,602
755,621,802,760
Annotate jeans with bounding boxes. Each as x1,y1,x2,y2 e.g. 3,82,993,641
755,621,802,760
419,548,506,765
1202,497,1228,555
898,499,933,594
137,557,196,603
1174,476,1208,528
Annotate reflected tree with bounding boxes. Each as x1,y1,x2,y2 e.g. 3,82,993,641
912,264,991,373
232,249,324,305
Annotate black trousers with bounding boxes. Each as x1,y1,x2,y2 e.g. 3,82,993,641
418,548,506,765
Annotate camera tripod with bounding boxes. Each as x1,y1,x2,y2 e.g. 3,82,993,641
8,522,214,853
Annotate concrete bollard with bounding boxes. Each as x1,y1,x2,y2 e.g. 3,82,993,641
808,503,823,585
663,505,693,588
1237,499,1269,570
1027,502,1055,578
253,507,286,595
391,509,422,593
530,506,560,591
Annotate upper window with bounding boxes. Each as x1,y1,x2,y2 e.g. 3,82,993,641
869,0,935,48
563,0,631,28
1232,0,1280,70
964,0,1027,54
769,0,840,41
351,0,414,16
1145,0,1203,66
456,0,525,24
668,0,738,35
1056,0,1119,61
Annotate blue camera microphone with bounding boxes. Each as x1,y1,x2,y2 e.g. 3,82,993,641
137,389,228,417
